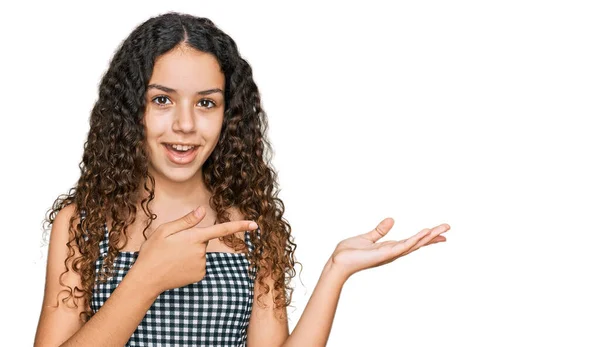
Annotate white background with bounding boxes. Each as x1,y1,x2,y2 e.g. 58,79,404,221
1,1,598,346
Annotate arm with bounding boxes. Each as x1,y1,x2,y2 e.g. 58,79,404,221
281,259,346,347
34,204,160,347
56,267,159,347
247,218,449,347
246,259,345,347
246,272,290,346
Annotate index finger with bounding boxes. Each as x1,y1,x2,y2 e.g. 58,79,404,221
158,206,207,238
194,220,259,243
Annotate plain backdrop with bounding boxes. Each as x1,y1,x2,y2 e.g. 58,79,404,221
1,1,598,346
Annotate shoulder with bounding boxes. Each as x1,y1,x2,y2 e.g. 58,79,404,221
49,203,84,265
54,204,80,232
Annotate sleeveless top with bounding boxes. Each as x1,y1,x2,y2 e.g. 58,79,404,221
81,210,258,347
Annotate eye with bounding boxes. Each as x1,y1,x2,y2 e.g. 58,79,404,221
151,95,172,107
199,99,216,109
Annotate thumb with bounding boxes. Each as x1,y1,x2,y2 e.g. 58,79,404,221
159,206,207,238
362,218,394,243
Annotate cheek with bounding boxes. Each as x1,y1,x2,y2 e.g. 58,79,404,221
206,114,224,138
209,122,223,140
194,113,222,137
198,118,223,154
144,113,169,140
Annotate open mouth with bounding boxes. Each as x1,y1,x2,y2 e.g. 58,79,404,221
163,143,200,164
165,143,196,152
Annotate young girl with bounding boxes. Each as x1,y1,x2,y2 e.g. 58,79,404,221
34,12,450,347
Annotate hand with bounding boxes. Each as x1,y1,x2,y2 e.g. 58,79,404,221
329,218,450,280
130,206,258,296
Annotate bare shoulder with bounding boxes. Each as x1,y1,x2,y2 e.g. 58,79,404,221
55,204,81,231
48,204,82,258
35,203,88,346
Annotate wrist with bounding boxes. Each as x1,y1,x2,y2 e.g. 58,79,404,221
127,263,162,300
323,257,351,285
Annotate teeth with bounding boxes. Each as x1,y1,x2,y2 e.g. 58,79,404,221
169,144,195,151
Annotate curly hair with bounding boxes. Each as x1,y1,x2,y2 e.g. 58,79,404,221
41,12,298,323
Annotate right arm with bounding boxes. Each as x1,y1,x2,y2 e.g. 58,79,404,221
34,204,160,347
34,205,257,347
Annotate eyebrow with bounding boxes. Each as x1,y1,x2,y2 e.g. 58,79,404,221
147,83,224,96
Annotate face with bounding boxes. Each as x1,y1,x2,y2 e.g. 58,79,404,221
143,45,226,184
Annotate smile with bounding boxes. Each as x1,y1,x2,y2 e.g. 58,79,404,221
162,143,200,165
166,143,196,151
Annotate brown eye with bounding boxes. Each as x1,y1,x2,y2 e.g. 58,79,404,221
152,95,172,106
198,99,216,109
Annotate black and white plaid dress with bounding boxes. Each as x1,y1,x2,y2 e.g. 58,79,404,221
81,211,258,346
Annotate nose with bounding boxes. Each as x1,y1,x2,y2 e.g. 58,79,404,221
172,104,195,133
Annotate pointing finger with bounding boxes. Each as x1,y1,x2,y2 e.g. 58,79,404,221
159,206,207,238
195,220,259,243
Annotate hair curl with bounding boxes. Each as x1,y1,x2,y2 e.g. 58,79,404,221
42,12,298,323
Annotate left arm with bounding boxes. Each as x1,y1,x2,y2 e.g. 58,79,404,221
247,219,450,347
246,271,289,347
246,259,346,347
279,259,346,347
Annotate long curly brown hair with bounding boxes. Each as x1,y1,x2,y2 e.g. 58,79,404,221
41,12,298,323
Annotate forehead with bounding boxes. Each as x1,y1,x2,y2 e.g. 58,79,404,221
149,46,225,91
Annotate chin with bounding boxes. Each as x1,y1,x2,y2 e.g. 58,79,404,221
149,163,202,183
166,168,202,182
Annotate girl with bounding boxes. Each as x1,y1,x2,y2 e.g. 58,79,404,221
34,12,450,347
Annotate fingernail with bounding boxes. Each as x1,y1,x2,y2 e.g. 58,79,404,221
249,222,258,229
194,207,203,218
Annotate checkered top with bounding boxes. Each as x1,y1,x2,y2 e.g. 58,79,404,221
81,210,258,346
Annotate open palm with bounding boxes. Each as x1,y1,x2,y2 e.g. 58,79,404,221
330,218,450,279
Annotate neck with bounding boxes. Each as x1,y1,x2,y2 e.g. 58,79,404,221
140,169,212,212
